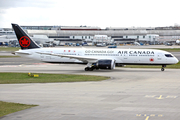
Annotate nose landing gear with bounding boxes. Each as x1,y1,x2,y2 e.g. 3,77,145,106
161,65,166,71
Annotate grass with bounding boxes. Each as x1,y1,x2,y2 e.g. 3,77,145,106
0,73,109,117
0,73,109,84
125,62,180,69
0,101,37,117
0,56,20,58
0,47,20,52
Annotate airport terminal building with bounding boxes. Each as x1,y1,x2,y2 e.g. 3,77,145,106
1,25,180,46
23,25,180,45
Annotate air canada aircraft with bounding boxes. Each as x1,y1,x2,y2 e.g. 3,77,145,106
12,23,179,71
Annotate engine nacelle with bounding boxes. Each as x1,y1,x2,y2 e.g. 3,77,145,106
96,59,115,69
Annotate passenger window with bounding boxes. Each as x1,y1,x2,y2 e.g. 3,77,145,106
165,54,173,57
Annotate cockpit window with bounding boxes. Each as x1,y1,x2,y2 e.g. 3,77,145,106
165,54,173,57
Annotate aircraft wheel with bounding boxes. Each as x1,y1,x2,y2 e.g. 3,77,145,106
85,67,89,71
161,68,165,71
89,67,94,71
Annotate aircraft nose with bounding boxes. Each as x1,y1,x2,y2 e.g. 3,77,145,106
174,57,179,64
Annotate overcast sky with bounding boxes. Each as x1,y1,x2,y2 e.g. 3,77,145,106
0,0,180,28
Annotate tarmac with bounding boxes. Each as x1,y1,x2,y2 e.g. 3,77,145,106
0,45,180,120
0,63,180,120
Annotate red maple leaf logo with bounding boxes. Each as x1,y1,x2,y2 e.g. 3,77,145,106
21,38,29,44
150,58,154,62
19,36,30,47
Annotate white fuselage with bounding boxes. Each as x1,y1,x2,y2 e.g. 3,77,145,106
15,48,179,65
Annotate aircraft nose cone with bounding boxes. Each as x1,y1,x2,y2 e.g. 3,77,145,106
175,57,179,64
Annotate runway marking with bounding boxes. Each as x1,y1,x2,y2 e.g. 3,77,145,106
145,95,177,99
150,114,155,117
156,95,164,99
145,95,156,98
136,114,163,120
158,114,163,117
136,114,141,116
145,116,149,120
166,96,178,98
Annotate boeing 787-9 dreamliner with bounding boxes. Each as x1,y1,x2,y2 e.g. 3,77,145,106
12,23,179,71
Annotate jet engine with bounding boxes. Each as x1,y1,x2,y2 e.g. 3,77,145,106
96,59,116,69
85,59,116,71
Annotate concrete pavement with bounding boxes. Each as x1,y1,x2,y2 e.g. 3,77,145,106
0,64,180,120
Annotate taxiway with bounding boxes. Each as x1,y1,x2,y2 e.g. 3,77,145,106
0,46,180,120
0,61,180,120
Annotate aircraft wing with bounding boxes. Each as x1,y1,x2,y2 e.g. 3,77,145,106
36,52,99,63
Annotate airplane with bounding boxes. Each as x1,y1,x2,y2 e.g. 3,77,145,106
12,23,179,71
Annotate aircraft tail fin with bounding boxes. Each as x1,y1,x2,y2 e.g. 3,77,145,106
11,23,40,50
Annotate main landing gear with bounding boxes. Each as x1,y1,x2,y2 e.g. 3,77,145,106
85,67,93,71
84,66,99,71
85,63,99,71
161,65,166,71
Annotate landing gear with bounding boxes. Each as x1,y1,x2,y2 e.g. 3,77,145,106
84,63,96,71
84,67,94,71
89,67,94,71
85,67,89,71
161,65,166,71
